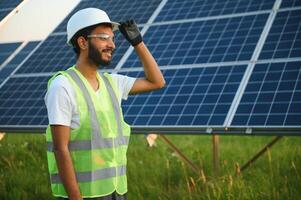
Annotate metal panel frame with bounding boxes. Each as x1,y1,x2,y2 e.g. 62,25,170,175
1,125,300,136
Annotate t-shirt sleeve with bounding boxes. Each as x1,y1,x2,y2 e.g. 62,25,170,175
110,73,136,100
44,75,73,126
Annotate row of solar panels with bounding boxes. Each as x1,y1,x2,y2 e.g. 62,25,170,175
0,0,24,82
0,0,22,21
0,0,300,135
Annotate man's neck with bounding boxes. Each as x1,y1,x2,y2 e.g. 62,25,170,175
75,58,98,80
75,58,101,92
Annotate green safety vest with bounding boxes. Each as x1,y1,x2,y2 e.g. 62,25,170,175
45,66,131,198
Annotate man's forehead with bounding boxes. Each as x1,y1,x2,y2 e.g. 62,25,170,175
92,25,114,34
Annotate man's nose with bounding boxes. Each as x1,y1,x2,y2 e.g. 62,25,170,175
107,38,115,49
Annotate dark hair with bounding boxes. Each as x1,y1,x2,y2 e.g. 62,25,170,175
70,24,97,57
70,23,113,58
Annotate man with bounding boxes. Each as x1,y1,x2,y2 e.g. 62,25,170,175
45,8,165,200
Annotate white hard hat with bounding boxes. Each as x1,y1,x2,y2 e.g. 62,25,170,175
66,8,119,45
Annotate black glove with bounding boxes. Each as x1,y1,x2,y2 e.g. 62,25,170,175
119,20,142,46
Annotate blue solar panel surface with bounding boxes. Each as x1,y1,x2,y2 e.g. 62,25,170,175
259,10,301,60
15,35,74,74
0,10,10,20
8,41,40,65
232,61,301,126
123,14,268,68
0,0,21,9
280,0,301,8
0,41,39,83
0,42,21,65
122,65,246,126
0,76,48,126
0,0,21,20
155,0,274,22
0,0,300,134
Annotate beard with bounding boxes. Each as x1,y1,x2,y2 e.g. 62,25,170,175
88,41,113,68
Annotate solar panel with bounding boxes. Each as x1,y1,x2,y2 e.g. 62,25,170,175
13,0,162,74
0,0,22,20
8,41,40,65
0,41,40,83
0,65,246,129
0,42,21,65
0,10,10,20
121,65,246,126
17,13,269,74
259,10,301,60
0,0,300,134
155,0,274,22
0,0,21,9
14,35,74,74
123,14,268,68
232,61,301,126
0,76,48,127
52,0,162,33
280,0,301,8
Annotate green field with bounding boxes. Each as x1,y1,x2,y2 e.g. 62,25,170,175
0,133,300,200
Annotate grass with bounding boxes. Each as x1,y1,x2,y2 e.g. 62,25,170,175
0,133,300,199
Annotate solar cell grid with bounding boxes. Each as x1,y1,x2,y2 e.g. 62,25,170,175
0,42,21,65
123,14,268,68
8,41,40,65
0,10,10,20
280,0,301,8
121,65,246,126
52,0,161,33
14,35,74,74
0,41,40,83
259,10,301,60
0,0,21,9
232,61,301,126
0,64,16,83
155,0,274,22
0,0,21,20
0,76,48,126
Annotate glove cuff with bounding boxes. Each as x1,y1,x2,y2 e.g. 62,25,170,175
130,35,143,46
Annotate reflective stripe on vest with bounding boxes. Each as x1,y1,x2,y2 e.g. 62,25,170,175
47,136,129,151
47,69,129,152
51,165,126,184
100,73,123,135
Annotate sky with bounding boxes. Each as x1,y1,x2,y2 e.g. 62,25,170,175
0,0,80,43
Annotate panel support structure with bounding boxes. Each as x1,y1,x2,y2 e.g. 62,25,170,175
159,134,201,175
212,135,220,176
239,136,283,173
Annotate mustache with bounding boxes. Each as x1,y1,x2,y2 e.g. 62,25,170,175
102,48,115,54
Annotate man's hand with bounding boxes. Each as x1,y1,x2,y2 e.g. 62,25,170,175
119,20,142,46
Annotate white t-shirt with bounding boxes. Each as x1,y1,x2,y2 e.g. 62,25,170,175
44,73,136,129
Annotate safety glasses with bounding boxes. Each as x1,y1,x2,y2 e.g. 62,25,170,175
87,33,115,43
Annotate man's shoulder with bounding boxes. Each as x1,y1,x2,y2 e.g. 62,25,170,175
107,72,121,78
46,74,76,102
48,74,72,91
109,73,133,81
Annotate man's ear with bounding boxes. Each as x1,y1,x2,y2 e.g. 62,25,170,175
77,36,88,50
